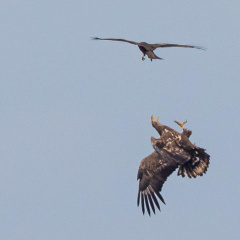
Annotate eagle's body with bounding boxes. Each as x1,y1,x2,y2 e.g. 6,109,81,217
92,37,205,61
137,116,210,215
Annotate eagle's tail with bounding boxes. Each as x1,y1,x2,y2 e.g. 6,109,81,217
177,148,210,178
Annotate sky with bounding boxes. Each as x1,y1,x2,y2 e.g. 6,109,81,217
1,1,240,239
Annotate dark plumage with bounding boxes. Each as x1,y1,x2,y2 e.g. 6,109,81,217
92,37,205,61
137,116,210,215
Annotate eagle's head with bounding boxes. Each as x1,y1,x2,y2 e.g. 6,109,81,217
151,136,156,147
151,136,164,154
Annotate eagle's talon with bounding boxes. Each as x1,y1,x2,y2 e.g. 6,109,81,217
151,115,160,123
142,56,145,61
175,120,187,129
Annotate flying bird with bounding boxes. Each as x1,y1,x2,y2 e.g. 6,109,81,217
137,116,210,215
92,37,205,61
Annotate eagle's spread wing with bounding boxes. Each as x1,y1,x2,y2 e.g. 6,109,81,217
137,151,178,215
92,37,138,45
152,43,206,50
177,147,210,178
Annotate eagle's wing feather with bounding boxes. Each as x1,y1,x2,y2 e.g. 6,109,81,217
137,151,178,215
147,194,155,214
92,37,138,45
177,147,210,178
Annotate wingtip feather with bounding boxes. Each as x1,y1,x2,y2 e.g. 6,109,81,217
156,191,166,205
195,46,207,51
137,191,140,206
148,195,155,214
141,193,145,215
144,195,151,216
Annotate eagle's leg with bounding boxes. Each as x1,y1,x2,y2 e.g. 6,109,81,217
142,55,145,61
174,120,187,129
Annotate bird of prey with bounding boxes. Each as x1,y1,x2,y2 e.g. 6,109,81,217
137,116,210,215
92,37,205,61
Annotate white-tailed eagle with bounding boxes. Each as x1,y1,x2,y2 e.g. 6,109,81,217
92,37,205,61
137,116,210,215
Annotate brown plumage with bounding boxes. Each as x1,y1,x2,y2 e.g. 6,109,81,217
92,37,205,61
137,116,210,215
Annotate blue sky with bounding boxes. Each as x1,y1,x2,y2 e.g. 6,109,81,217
1,1,240,239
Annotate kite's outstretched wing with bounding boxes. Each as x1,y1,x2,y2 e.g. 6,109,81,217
152,43,206,51
92,37,138,45
137,151,178,216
